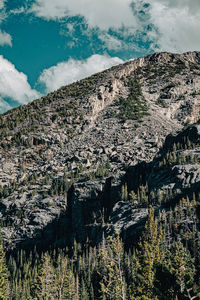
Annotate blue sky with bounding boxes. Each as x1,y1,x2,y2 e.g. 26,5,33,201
0,0,200,113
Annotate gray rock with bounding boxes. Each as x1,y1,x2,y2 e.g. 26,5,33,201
1,51,200,249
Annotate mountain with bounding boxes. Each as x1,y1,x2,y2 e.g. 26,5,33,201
0,51,200,251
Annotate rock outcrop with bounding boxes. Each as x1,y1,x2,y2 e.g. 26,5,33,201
0,51,200,250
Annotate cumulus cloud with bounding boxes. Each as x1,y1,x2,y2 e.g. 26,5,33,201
30,0,136,30
149,0,200,53
0,55,41,113
39,54,123,93
0,29,12,46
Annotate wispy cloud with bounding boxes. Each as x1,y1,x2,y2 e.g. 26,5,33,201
38,54,123,93
9,6,26,15
0,29,12,46
0,0,13,47
0,0,6,10
0,0,7,22
98,33,123,51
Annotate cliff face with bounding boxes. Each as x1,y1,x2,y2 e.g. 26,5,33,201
0,51,200,250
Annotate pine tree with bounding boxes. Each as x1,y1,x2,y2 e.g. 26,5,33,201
54,255,68,300
62,267,76,299
133,206,163,299
0,230,10,300
99,232,126,300
127,250,140,300
167,240,195,295
80,278,89,300
31,252,56,300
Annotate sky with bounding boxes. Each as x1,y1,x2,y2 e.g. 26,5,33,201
0,0,200,113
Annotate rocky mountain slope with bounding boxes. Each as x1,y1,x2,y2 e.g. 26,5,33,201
0,51,200,250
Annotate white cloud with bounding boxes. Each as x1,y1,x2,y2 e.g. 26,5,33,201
157,0,200,14
66,23,74,34
98,33,123,51
10,6,26,15
0,0,13,47
149,0,200,53
39,54,123,93
30,0,200,54
0,29,12,46
0,55,41,113
30,0,137,30
0,0,7,20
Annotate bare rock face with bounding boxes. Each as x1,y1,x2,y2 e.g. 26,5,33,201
0,51,200,250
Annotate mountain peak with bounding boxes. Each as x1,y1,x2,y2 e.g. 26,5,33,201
0,51,200,249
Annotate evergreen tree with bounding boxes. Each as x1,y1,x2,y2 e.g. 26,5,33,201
133,206,163,299
31,252,56,300
54,255,68,300
99,232,126,300
167,240,195,295
0,230,10,300
62,268,76,299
